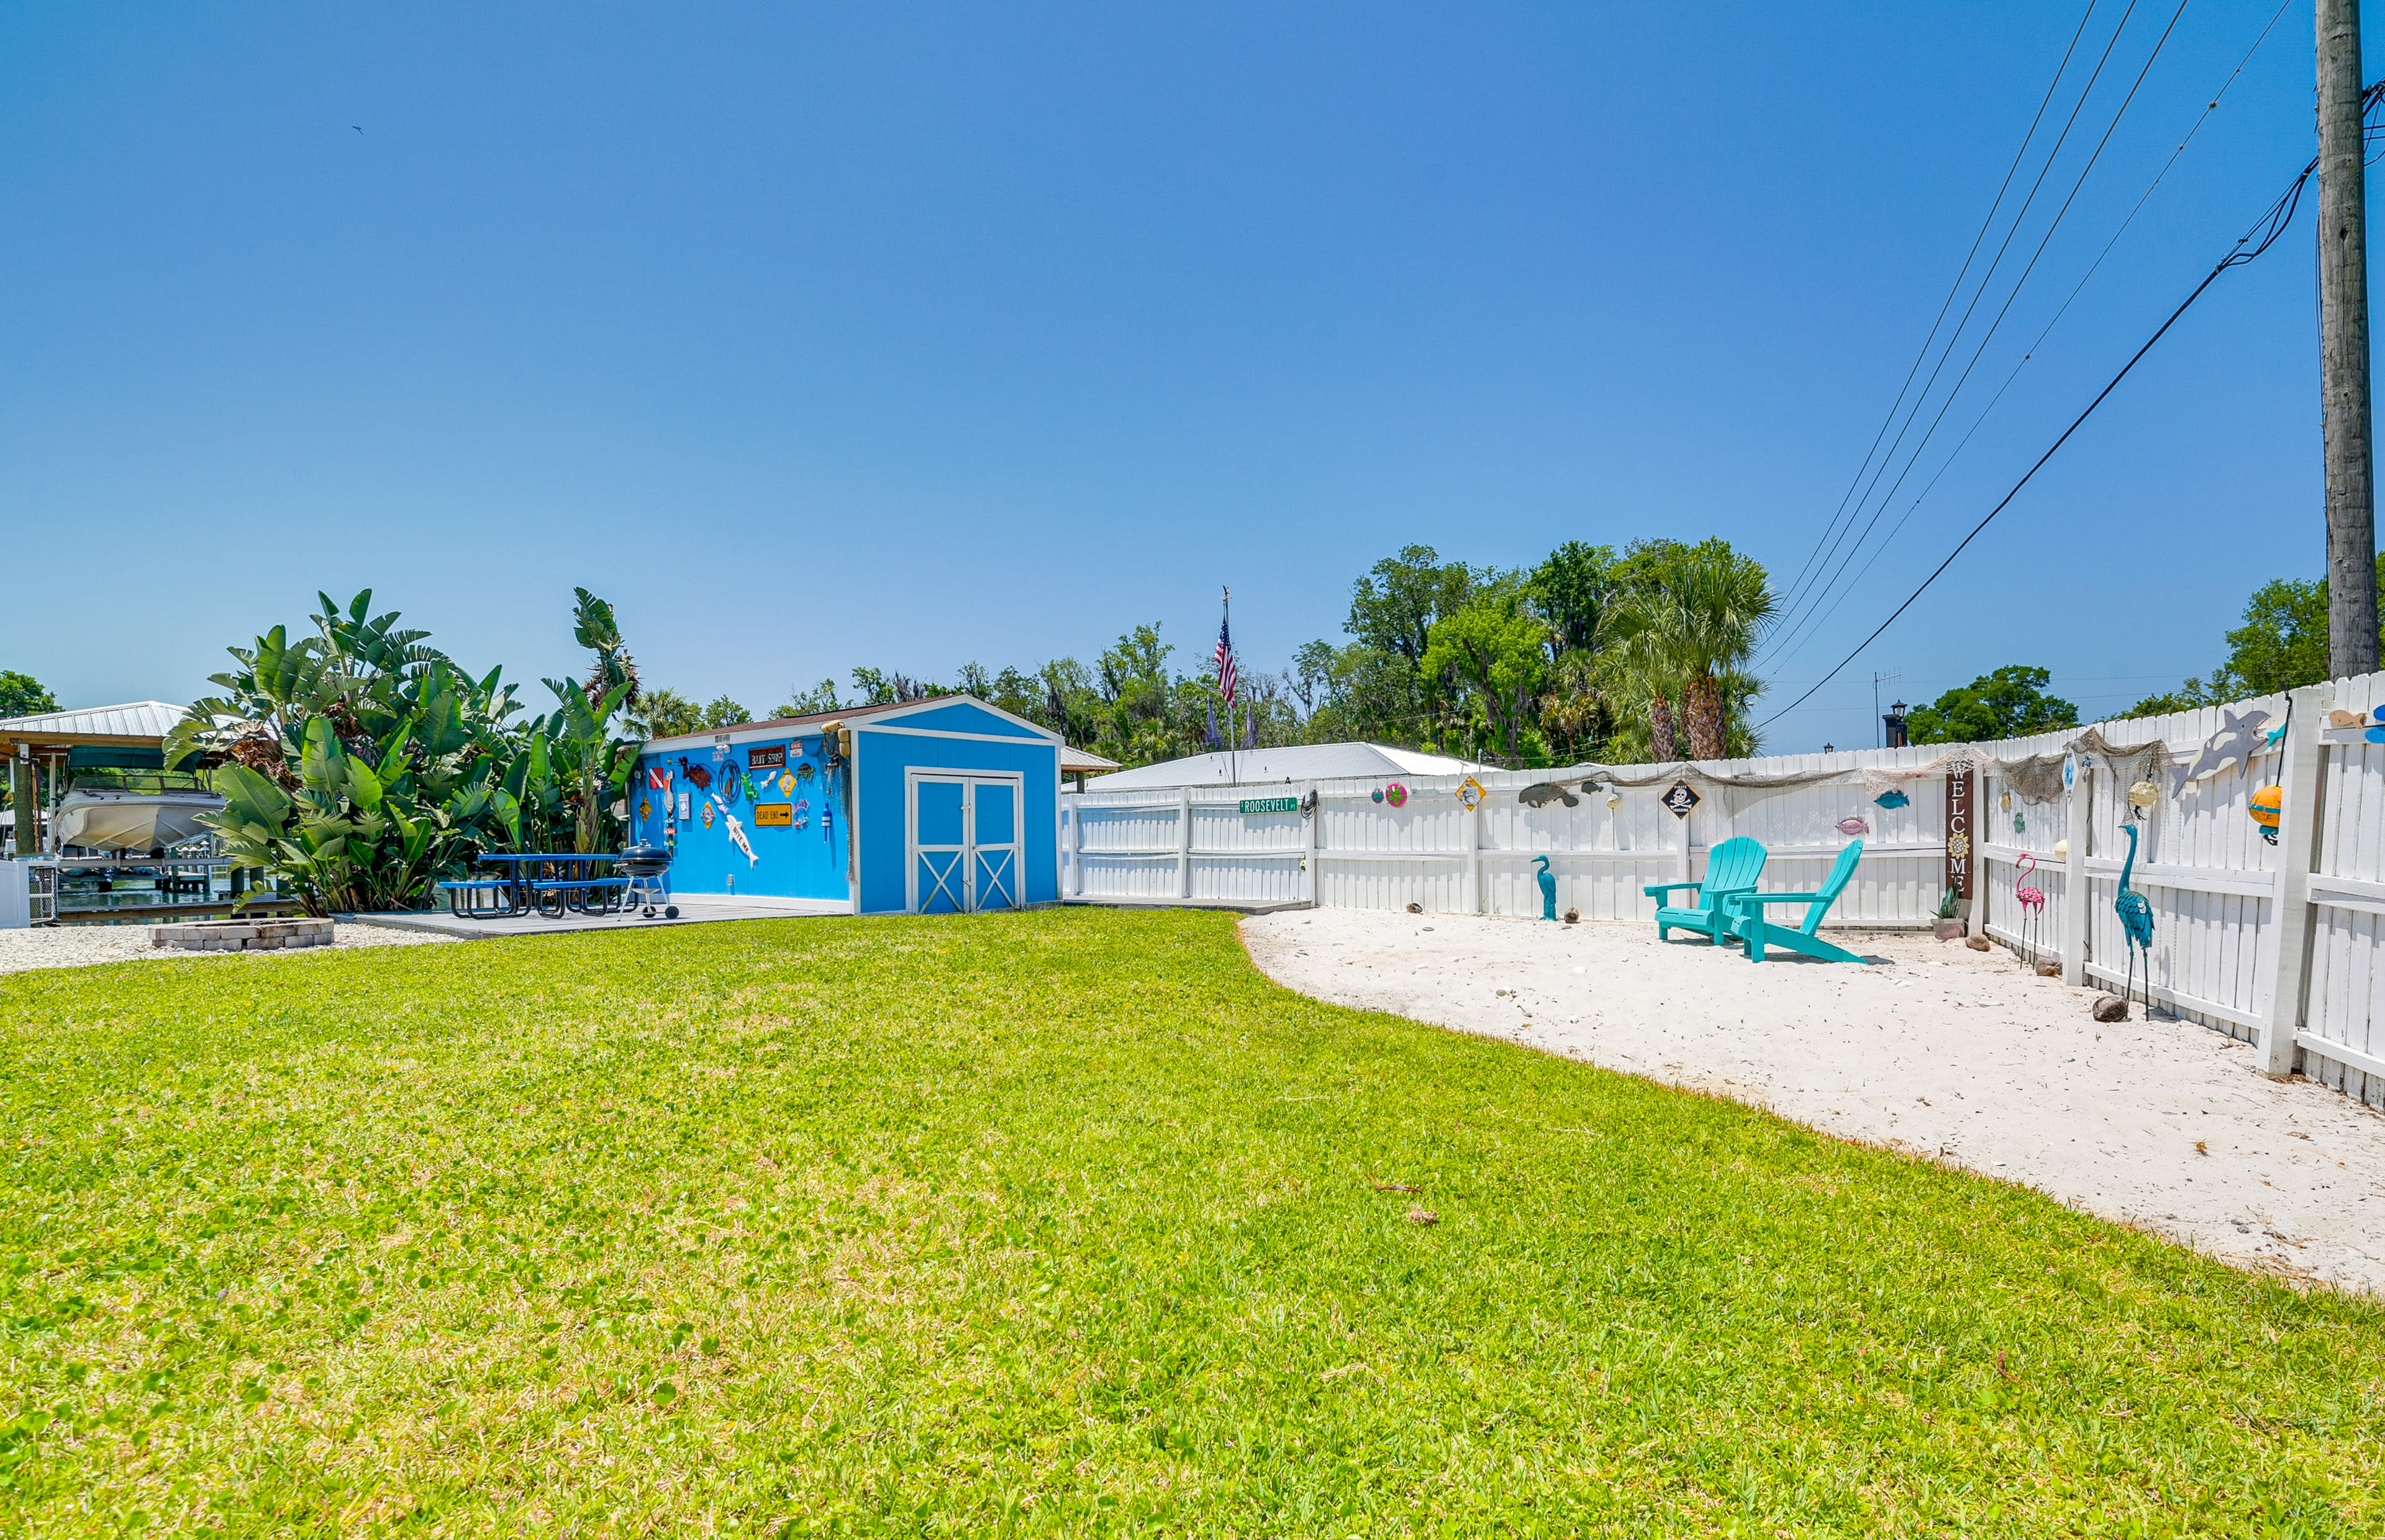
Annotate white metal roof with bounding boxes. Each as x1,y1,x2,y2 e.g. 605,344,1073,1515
0,700,191,744
1081,741,1483,791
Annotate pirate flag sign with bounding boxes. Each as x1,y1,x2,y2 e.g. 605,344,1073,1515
1661,781,1701,818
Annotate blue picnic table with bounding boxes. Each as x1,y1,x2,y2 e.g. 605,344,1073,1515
437,852,628,920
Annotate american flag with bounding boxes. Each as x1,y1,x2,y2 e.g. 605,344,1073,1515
1214,614,1237,707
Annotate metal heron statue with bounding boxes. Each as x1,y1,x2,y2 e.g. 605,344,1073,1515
1535,854,1557,920
2114,822,2156,1015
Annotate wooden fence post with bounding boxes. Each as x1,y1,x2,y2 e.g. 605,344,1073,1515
1302,782,1318,907
2257,683,2332,1078
1070,796,1084,898
2061,756,2091,987
1468,794,1484,914
1176,788,1192,899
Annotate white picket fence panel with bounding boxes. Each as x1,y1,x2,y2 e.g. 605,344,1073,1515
1063,673,2385,1110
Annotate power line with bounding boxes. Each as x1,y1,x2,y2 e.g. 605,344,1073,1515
1758,1,2302,668
1766,0,2193,669
1771,0,2109,618
1756,140,2332,732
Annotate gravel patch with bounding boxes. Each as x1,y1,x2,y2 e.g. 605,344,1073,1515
0,920,455,976
1244,908,2385,1295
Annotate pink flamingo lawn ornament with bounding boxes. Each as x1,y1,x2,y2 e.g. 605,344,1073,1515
2014,853,2047,961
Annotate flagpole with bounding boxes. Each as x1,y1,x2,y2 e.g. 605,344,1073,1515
1223,586,1235,788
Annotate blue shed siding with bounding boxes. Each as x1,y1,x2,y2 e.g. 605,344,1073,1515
630,733,850,902
853,728,1061,915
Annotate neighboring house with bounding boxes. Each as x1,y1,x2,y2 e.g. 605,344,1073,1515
1083,741,1481,792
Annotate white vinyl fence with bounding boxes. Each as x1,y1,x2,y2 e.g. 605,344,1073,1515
1063,674,2385,1110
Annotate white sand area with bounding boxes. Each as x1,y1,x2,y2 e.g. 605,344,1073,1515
1243,909,2385,1295
0,920,455,976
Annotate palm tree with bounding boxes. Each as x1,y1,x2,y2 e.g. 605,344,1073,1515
1601,547,1774,761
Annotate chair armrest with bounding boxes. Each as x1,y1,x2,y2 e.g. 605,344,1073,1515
1642,881,1705,899
1733,890,1825,909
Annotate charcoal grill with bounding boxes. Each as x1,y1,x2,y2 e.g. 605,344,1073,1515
620,844,677,919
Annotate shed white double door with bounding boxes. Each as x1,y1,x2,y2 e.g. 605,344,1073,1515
906,769,1023,913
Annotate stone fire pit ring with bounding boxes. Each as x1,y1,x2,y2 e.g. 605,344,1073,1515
150,917,335,953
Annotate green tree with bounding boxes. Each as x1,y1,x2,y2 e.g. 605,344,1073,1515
1094,625,1185,766
637,689,704,738
1601,541,1774,759
1907,666,2078,745
2127,557,2385,716
1347,546,1476,666
167,589,641,913
1422,578,1548,764
1529,541,1617,660
699,695,751,730
0,671,57,718
773,679,843,718
571,588,639,709
850,669,939,707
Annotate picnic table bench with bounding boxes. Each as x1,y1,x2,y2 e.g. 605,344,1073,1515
440,854,627,920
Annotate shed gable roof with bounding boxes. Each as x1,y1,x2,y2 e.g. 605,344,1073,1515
638,692,1060,754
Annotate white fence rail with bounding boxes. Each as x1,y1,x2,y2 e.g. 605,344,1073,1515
1063,675,2385,1110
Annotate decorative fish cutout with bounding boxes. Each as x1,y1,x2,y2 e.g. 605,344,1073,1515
1873,790,1909,809
1837,814,1869,836
724,806,758,866
2169,708,2272,795
1518,782,1579,809
677,756,712,791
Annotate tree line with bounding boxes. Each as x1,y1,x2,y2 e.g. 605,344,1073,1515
642,539,1777,769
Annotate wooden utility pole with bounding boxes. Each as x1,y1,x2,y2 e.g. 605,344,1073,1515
2320,0,2379,678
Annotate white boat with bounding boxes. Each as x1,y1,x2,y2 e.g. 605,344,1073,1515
51,782,225,855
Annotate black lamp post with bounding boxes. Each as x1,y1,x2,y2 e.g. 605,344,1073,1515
1883,700,1910,750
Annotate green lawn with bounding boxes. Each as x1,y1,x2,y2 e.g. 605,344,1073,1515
1,909,2379,1536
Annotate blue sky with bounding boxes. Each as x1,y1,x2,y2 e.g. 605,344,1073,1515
0,2,2351,750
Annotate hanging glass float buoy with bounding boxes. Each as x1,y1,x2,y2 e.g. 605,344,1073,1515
2013,812,2025,835
2250,785,2283,845
2127,779,2160,810
2053,839,2069,861
1999,790,2011,812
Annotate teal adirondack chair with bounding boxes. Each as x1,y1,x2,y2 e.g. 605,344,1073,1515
1644,836,1766,945
1725,840,1869,963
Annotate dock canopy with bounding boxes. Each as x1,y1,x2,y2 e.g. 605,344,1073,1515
0,701,194,769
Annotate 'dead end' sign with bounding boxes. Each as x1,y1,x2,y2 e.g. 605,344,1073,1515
1661,781,1701,818
753,802,793,827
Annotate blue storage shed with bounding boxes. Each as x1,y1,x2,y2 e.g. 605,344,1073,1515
629,694,1063,915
